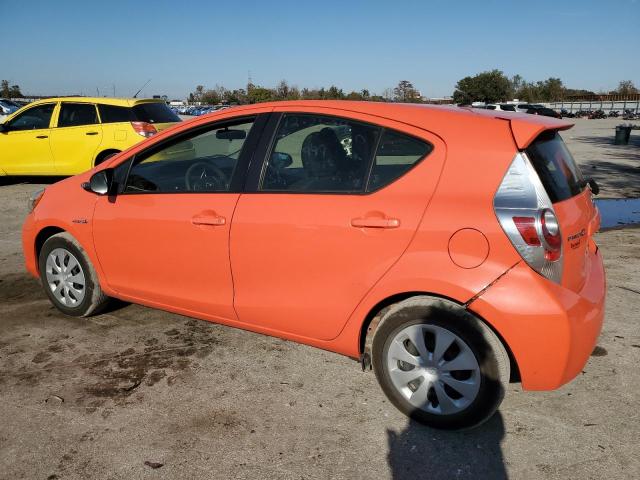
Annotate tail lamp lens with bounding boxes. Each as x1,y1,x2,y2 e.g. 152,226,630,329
131,121,157,138
513,217,541,246
494,152,563,284
541,208,561,260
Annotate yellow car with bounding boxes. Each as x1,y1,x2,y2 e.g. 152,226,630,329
0,97,181,176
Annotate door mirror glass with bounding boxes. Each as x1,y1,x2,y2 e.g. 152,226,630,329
84,169,113,195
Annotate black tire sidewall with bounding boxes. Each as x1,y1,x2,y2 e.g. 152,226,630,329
38,236,97,317
372,304,503,430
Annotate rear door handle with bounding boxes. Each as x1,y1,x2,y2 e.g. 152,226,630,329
85,131,99,136
36,135,48,139
351,217,400,229
191,214,226,226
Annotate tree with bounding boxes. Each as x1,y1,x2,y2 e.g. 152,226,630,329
540,78,564,102
247,86,273,104
393,80,420,103
3,82,22,98
617,80,638,96
275,80,290,100
1,80,11,97
453,70,512,104
326,85,344,99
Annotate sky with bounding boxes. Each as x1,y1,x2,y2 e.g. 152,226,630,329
3,0,639,99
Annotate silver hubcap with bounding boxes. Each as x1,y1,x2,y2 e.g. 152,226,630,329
386,324,481,415
45,248,86,307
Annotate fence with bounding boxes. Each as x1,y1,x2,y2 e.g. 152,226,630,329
546,100,640,113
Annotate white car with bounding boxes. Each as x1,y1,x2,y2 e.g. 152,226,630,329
0,99,20,122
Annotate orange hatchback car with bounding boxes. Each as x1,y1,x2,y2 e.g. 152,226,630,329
22,101,605,429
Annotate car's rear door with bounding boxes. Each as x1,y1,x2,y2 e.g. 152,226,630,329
230,108,446,341
50,102,103,174
92,113,269,320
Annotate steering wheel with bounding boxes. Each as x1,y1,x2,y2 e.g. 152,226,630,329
185,160,228,191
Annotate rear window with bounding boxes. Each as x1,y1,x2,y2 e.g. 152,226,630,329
526,131,585,203
132,103,180,123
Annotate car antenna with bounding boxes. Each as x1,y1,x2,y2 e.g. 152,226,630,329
133,79,152,98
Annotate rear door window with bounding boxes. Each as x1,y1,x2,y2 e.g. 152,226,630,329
526,131,585,203
261,114,381,193
58,103,98,127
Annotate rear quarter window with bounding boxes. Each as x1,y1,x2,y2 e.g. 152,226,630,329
367,129,433,192
98,105,134,123
526,131,585,203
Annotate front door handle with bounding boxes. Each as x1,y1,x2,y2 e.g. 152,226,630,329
351,217,400,229
191,214,226,226
36,135,48,139
85,131,99,136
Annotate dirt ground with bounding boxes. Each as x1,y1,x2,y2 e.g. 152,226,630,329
1,119,639,479
562,117,640,198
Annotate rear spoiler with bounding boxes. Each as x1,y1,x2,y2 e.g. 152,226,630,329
503,115,574,150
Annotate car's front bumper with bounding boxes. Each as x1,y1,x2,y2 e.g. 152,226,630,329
469,239,606,390
22,212,39,278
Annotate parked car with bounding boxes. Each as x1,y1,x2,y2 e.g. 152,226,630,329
22,101,605,430
526,106,562,118
0,97,181,176
0,98,20,122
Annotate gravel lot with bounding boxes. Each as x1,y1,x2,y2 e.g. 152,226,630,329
1,117,639,479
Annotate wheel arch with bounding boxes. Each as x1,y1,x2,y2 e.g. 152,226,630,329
359,291,521,383
34,226,66,271
94,149,121,167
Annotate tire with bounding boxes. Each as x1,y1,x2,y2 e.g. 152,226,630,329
38,232,110,317
371,296,510,430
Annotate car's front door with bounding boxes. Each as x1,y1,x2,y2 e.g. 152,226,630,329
50,102,103,174
92,114,267,320
0,103,56,175
230,110,445,341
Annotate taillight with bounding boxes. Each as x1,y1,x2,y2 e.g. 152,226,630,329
131,121,157,138
513,216,541,246
494,152,563,283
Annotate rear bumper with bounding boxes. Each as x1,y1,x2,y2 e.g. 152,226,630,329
469,239,605,390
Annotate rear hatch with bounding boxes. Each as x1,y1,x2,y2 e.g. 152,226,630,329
525,131,599,292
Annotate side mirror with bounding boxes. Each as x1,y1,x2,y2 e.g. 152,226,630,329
270,152,293,170
587,178,600,196
82,169,114,195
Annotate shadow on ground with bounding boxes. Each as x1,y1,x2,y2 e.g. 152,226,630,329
573,135,640,198
0,176,68,186
387,413,506,479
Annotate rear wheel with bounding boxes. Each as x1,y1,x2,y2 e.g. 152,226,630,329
371,296,509,430
38,232,110,317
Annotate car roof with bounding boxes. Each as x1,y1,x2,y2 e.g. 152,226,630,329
24,97,165,107
208,100,573,149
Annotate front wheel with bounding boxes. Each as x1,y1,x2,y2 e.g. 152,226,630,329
371,297,510,430
38,232,110,317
